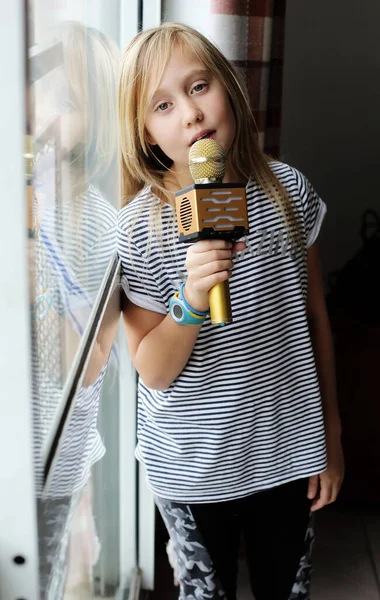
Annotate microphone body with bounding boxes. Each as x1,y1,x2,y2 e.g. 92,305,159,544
174,140,249,326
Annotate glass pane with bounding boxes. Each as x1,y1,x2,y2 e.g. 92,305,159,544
25,1,137,598
38,281,122,598
29,14,120,381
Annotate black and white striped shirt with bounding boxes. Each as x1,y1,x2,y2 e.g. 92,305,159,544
118,162,327,503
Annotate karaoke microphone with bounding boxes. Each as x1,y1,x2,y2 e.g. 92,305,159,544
175,139,249,326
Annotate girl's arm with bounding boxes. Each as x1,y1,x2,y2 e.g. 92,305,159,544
122,304,201,390
306,242,345,511
122,239,245,390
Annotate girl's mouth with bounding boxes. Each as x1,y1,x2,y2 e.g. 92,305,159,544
190,130,216,146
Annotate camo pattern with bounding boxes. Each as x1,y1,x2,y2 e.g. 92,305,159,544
157,498,314,600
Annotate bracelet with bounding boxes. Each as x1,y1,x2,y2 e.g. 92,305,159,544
179,283,209,317
169,283,209,326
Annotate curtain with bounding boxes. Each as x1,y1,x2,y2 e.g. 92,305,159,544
209,0,286,157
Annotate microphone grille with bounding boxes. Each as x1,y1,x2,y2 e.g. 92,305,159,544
188,138,226,183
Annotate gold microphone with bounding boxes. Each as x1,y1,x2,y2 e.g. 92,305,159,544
174,139,249,326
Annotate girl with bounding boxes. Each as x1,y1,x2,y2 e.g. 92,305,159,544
117,22,344,600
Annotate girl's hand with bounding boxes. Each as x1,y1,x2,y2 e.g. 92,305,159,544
184,239,246,312
307,437,345,511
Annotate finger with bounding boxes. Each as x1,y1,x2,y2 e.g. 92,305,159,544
187,267,233,299
311,482,332,512
328,480,341,505
187,250,233,272
193,239,232,253
307,475,319,500
232,241,247,253
195,249,234,267
194,270,232,293
196,259,234,278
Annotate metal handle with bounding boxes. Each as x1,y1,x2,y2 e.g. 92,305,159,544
209,280,232,326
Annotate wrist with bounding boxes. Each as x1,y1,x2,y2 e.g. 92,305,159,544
183,283,209,313
168,283,209,326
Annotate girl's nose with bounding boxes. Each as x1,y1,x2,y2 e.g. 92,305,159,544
181,101,203,128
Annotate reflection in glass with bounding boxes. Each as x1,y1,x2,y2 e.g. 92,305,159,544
27,14,121,598
38,280,121,597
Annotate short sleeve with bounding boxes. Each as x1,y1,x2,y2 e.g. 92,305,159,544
117,222,167,315
294,169,327,248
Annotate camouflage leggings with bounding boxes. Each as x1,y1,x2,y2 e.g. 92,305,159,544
156,479,314,600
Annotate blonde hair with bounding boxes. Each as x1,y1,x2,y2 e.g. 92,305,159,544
119,22,300,243
34,22,120,276
60,21,120,199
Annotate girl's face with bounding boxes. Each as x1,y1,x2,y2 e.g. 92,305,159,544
144,45,236,189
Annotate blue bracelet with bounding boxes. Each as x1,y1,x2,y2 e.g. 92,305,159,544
168,283,209,326
179,282,209,317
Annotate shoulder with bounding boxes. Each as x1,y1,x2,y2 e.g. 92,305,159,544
118,186,173,235
119,186,175,230
84,185,117,229
265,161,323,215
117,187,155,250
246,161,312,202
119,186,154,218
41,185,117,242
267,161,312,199
117,187,175,256
266,162,326,246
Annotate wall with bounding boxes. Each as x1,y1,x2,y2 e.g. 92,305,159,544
280,1,380,281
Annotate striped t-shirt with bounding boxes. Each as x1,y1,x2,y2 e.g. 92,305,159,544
117,162,327,503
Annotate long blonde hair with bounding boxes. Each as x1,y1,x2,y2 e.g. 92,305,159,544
60,21,120,200
118,22,300,241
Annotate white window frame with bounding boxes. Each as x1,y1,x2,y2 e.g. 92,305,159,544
0,0,156,596
120,0,140,49
143,0,162,30
135,2,162,592
0,0,40,597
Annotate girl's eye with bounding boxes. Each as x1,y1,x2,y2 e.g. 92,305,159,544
192,83,207,94
60,99,75,112
156,102,170,112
